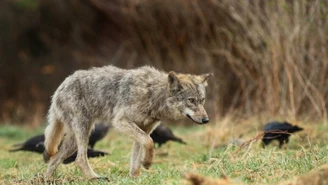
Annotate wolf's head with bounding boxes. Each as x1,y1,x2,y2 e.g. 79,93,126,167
166,71,212,124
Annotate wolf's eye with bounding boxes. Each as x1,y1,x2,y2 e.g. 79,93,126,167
188,98,196,104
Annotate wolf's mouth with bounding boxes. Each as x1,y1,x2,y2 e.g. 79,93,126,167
186,114,204,125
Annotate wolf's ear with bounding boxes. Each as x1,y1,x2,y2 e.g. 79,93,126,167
200,73,213,87
168,71,182,92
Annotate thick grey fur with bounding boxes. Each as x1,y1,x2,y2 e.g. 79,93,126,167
43,65,212,179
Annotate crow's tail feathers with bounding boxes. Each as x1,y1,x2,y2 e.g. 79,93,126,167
8,143,23,152
172,137,187,145
12,143,23,147
8,147,22,152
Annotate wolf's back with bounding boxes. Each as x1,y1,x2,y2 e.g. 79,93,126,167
46,65,167,136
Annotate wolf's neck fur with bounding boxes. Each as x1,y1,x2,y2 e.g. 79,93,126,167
147,76,172,120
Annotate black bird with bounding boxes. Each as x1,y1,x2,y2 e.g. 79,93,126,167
262,121,303,148
150,124,187,148
88,124,111,148
9,135,45,153
63,149,108,164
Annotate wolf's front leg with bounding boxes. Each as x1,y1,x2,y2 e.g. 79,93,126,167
140,137,154,170
112,119,154,177
130,141,142,176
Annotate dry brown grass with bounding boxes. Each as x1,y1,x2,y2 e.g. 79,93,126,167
184,164,328,185
0,117,326,184
184,172,238,185
280,164,328,185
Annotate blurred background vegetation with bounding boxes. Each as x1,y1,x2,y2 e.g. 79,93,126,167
1,0,327,126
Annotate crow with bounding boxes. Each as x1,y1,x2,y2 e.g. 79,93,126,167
88,124,110,148
63,149,108,164
150,124,187,148
262,121,303,148
9,135,45,153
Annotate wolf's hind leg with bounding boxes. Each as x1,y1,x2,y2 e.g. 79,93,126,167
45,132,77,178
112,120,154,176
74,122,99,179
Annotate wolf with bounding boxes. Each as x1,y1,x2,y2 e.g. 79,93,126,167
43,65,212,179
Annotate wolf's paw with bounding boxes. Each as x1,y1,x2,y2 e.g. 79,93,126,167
130,168,140,177
142,161,152,169
43,172,54,180
43,151,51,163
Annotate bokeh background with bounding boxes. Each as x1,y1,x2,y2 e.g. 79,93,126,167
1,0,328,127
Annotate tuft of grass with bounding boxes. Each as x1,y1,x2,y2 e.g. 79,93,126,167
0,119,327,184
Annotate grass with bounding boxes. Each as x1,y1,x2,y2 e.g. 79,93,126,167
0,119,327,185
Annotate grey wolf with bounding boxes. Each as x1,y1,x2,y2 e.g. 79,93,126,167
150,124,186,147
262,121,303,148
43,65,212,179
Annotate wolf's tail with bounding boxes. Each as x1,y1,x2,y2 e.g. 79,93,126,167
43,115,64,163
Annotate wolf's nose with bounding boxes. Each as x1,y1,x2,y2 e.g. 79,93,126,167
202,118,209,124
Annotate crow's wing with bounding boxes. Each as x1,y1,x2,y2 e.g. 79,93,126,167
264,122,293,131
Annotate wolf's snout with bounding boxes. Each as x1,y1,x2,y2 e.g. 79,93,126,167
201,118,209,124
186,114,209,124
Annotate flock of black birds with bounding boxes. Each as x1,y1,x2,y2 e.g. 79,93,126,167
9,121,303,163
9,123,187,163
9,124,110,164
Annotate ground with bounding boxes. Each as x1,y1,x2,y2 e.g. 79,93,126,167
0,119,327,185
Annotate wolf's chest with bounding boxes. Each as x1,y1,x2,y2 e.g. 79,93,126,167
137,118,161,134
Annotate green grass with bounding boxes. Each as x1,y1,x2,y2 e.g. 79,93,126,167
0,121,327,184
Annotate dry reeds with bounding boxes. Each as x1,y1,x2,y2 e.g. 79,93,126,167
1,0,328,125
109,0,328,122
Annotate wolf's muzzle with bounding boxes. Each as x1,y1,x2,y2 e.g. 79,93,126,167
201,118,209,124
186,114,209,125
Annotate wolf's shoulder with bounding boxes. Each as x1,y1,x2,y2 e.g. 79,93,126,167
69,65,165,80
69,65,124,77
90,65,126,74
133,65,166,75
